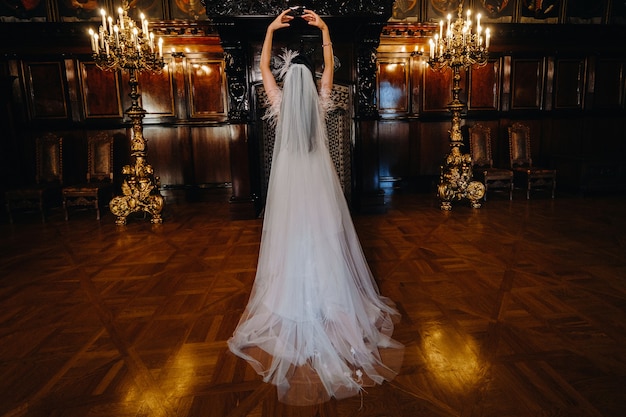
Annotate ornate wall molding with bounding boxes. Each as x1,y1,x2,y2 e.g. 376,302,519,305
202,0,392,17
222,46,249,122
202,0,394,213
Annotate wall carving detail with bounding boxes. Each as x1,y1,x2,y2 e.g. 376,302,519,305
223,47,249,122
202,0,391,17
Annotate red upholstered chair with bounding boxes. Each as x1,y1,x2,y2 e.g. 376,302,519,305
5,133,63,223
62,132,114,220
468,123,514,201
507,122,557,199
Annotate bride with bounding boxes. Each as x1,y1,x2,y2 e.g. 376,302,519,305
227,8,404,406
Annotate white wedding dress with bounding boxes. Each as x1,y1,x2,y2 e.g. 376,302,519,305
228,63,404,405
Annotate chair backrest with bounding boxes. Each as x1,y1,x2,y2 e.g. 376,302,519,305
36,133,63,184
468,124,493,168
508,122,533,168
87,132,114,183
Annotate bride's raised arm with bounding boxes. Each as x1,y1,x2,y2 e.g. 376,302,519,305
261,10,293,107
303,10,333,95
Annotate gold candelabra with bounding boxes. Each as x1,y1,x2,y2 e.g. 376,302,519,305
427,3,491,210
88,0,165,225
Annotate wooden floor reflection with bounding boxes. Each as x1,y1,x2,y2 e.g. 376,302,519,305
1,191,625,417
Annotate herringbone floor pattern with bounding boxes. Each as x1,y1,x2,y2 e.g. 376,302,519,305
1,192,625,417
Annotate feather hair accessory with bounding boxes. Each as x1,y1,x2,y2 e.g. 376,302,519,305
271,48,299,81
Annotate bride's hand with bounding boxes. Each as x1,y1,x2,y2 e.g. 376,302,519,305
302,9,327,30
268,9,294,32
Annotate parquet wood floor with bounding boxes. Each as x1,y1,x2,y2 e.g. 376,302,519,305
1,191,626,417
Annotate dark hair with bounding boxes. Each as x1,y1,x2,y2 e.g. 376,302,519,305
292,54,315,79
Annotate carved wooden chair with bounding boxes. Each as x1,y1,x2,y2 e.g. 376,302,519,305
507,122,557,199
5,133,63,223
468,123,514,201
62,132,114,220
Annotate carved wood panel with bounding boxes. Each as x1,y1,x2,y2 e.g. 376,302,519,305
141,125,185,186
423,68,453,112
511,58,544,110
468,58,501,111
187,58,227,119
191,125,232,185
419,121,451,175
79,61,123,119
377,59,409,114
138,63,176,118
378,120,409,180
554,58,586,109
593,59,625,109
23,61,68,119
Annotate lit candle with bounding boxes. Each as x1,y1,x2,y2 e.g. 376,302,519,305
118,7,124,29
429,39,434,59
94,34,99,54
133,27,139,48
106,42,110,57
89,28,96,52
100,9,106,32
88,28,95,52
158,37,163,58
486,28,491,49
439,20,443,39
447,14,451,33
477,13,481,28
114,25,119,47
467,9,471,26
108,16,113,36
150,32,155,53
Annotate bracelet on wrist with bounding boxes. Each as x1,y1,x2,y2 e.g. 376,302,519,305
322,42,332,47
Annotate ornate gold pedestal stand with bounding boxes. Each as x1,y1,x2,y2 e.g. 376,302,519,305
88,1,165,225
110,68,164,225
427,3,491,210
437,64,485,210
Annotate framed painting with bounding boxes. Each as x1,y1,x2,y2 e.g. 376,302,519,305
390,0,422,22
566,0,607,24
519,0,562,23
474,0,515,23
425,0,463,23
127,0,164,21
59,0,102,22
0,0,47,22
170,0,207,20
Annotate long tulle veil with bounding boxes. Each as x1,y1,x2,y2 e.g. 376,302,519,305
228,54,404,406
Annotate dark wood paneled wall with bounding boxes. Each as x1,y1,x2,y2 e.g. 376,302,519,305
1,3,626,222
376,22,626,195
0,21,231,206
